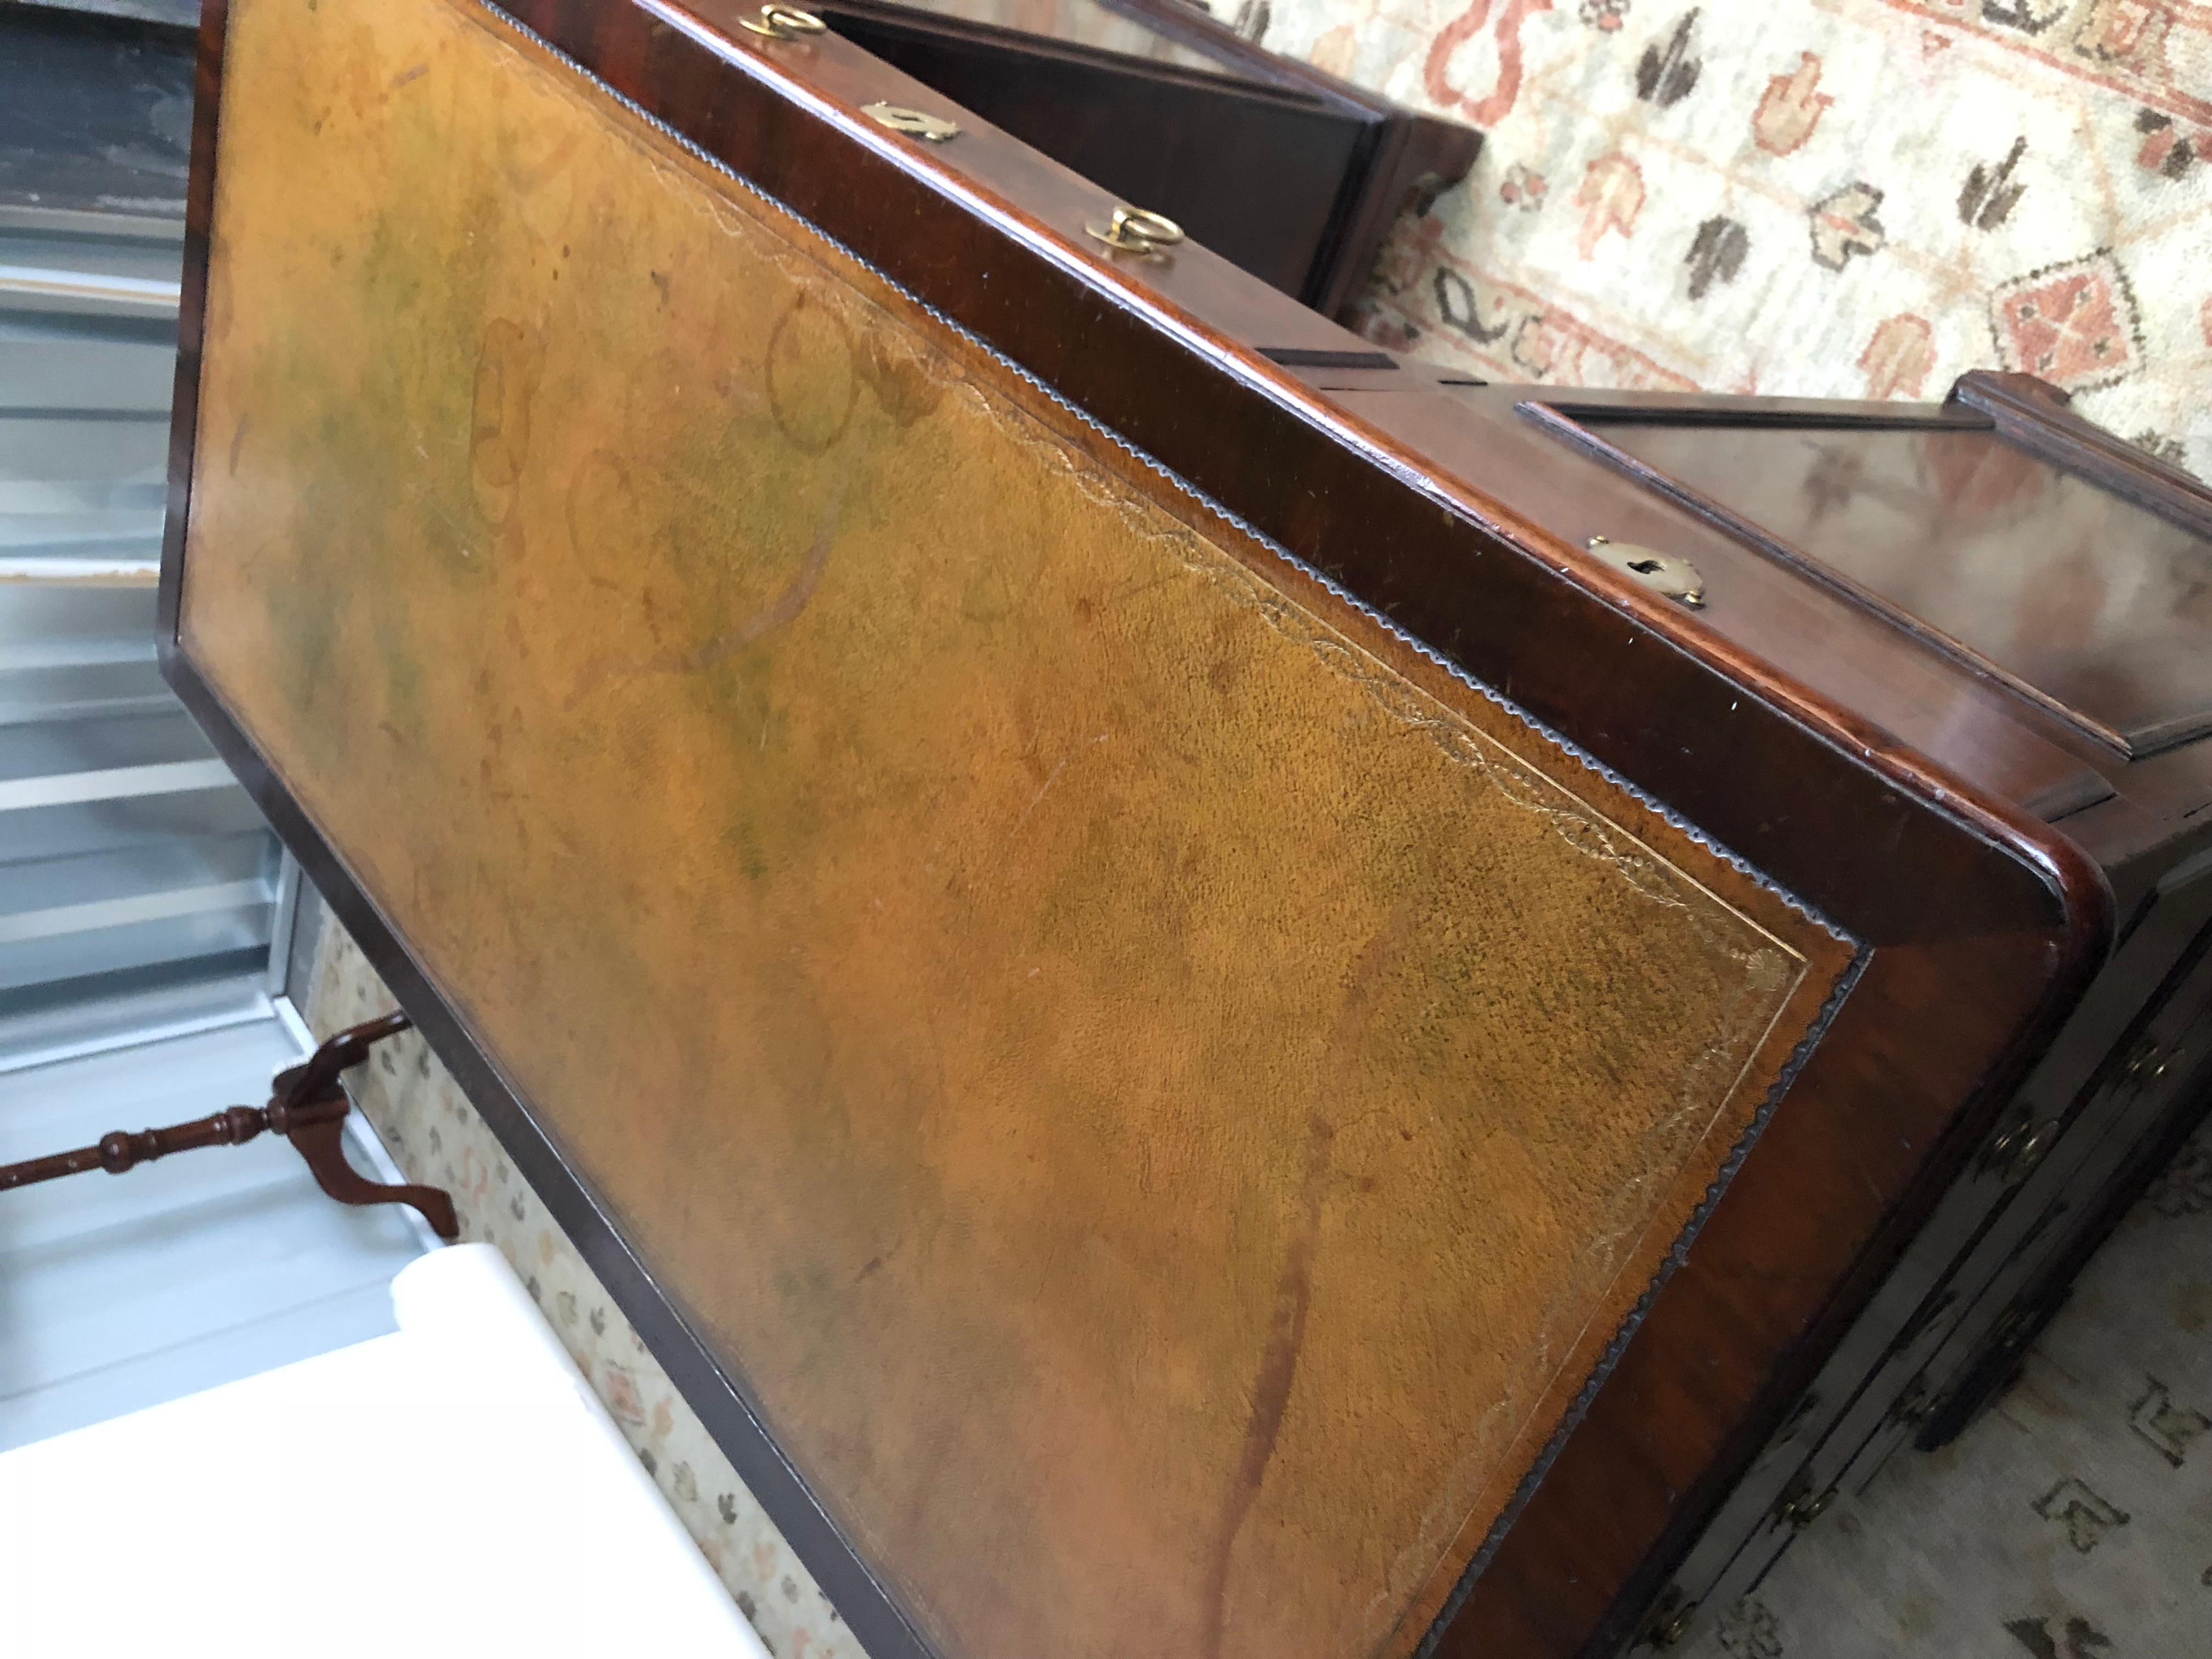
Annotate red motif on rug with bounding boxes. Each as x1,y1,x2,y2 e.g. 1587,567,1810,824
1860,314,1936,398
1755,52,1832,153
1990,251,2142,392
1576,153,1645,257
1424,0,1558,127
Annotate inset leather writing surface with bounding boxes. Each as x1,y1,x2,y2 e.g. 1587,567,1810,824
1589,421,2212,757
180,2,1853,1656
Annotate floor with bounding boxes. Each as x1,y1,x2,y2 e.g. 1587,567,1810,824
0,1001,430,1449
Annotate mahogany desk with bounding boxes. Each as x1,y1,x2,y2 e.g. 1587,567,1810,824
158,1,2212,1653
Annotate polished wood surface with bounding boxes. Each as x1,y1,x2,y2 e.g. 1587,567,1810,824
1953,370,2212,545
804,0,1477,315
854,0,1244,76
1573,414,2212,759
1339,385,2120,828
815,2,1363,300
156,3,2131,1658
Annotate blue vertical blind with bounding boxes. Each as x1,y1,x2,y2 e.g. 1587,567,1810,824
1,12,281,1048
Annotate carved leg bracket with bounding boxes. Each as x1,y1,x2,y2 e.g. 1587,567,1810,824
0,1013,460,1240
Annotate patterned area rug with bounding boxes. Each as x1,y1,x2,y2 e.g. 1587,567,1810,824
1259,0,2211,479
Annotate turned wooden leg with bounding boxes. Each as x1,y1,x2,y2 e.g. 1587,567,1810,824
0,1011,461,1244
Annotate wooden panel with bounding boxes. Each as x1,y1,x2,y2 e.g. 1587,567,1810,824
1585,418,2212,758
851,0,1246,76
814,4,1361,299
178,2,1851,1657
1325,388,2119,831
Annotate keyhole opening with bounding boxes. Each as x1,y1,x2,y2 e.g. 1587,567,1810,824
1626,557,1664,575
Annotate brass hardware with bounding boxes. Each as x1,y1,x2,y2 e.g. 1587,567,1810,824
2117,1034,2174,1099
1084,203,1185,257
2010,1120,2054,1181
738,4,827,38
1770,1466,1834,1530
1991,1307,2039,1352
1983,1113,2058,1186
1640,1587,1696,1649
1650,1603,1696,1648
861,102,961,141
1778,1484,1833,1528
1586,537,1705,608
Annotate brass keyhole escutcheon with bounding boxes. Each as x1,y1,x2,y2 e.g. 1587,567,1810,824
1586,536,1705,608
740,4,827,39
861,102,961,142
1084,203,1185,258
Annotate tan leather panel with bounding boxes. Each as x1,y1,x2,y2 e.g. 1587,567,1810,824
181,2,1853,1655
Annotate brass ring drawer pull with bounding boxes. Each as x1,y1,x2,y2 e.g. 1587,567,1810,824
862,102,961,142
740,4,827,39
1085,204,1184,257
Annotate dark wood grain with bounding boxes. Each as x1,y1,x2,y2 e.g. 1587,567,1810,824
811,1,1368,299
0,1103,273,1188
796,0,1476,314
1950,370,2212,544
1526,397,2212,761
1339,386,2120,832
1030,0,1483,317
